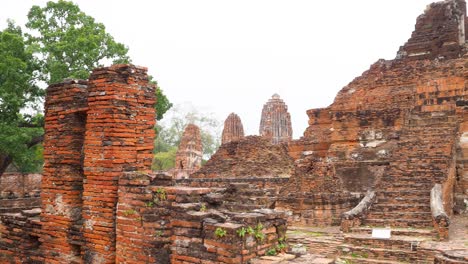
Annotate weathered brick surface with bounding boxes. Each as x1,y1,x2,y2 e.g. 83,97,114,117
82,64,155,263
0,173,41,214
116,172,172,263
192,136,295,179
40,79,88,263
281,0,467,231
259,94,292,144
176,177,289,191
0,173,41,199
221,113,245,145
276,192,360,227
455,99,468,213
0,0,466,262
397,0,467,61
174,124,202,179
0,209,42,263
116,172,288,264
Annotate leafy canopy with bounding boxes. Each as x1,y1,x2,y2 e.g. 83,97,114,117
26,0,130,84
0,1,173,176
0,21,44,174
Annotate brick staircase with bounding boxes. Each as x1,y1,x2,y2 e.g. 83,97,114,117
339,111,459,263
205,183,278,211
365,112,458,228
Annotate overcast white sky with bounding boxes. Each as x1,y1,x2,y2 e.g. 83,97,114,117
1,0,438,138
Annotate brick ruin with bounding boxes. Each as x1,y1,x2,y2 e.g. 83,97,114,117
0,65,288,263
191,136,295,179
0,0,467,263
221,113,245,145
173,124,203,179
259,94,293,144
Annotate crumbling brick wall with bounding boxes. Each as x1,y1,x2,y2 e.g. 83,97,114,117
1,63,292,264
0,173,41,199
397,0,467,60
81,65,156,263
0,209,42,263
116,172,288,264
39,64,156,263
40,79,88,263
280,0,467,226
0,173,41,215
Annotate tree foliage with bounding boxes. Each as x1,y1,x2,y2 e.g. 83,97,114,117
152,146,177,171
0,1,172,177
148,76,173,121
0,21,44,175
26,0,130,84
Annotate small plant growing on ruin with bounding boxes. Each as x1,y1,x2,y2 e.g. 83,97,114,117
276,242,286,252
214,227,227,238
266,248,277,256
236,227,247,238
253,222,265,241
123,209,136,216
200,203,206,212
153,188,167,203
246,226,255,235
155,230,163,237
276,237,287,252
146,201,154,207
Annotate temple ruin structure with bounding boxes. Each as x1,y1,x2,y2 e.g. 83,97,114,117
173,124,202,179
259,94,293,144
0,0,467,263
221,113,244,144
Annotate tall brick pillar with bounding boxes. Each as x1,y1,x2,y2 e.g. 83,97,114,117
81,65,156,263
41,80,88,263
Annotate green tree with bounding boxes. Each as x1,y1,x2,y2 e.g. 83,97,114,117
148,76,173,121
0,21,44,175
0,1,173,177
152,147,177,171
26,0,130,84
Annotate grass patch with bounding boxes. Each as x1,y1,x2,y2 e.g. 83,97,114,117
288,230,324,237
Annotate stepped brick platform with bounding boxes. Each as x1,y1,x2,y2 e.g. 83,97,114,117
191,136,295,179
255,215,467,264
365,112,459,229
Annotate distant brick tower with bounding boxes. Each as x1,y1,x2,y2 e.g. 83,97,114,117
174,124,203,178
221,113,245,144
259,94,292,144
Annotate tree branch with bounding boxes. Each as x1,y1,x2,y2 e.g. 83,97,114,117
27,134,44,148
18,122,43,128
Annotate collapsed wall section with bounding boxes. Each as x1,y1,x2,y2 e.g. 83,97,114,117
397,0,467,60
116,172,288,264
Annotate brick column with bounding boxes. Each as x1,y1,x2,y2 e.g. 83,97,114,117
81,65,155,263
40,79,88,263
